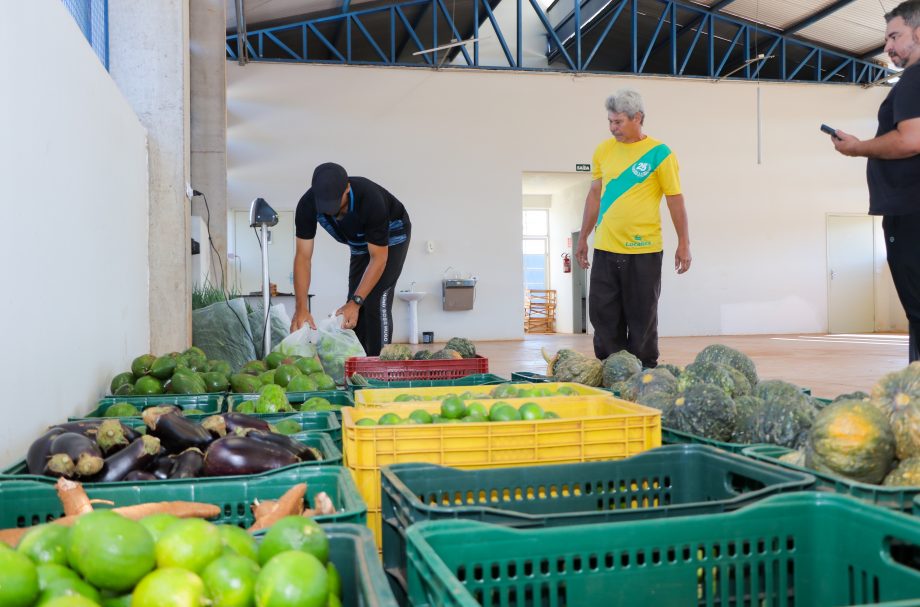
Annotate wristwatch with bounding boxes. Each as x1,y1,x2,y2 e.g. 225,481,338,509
350,294,364,306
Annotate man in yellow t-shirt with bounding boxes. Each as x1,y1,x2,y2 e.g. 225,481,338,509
575,89,692,368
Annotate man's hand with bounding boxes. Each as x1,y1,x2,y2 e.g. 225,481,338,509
832,130,862,157
575,239,591,270
290,308,316,332
675,243,692,274
335,301,361,330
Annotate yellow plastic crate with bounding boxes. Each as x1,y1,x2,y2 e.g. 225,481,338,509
353,382,609,407
341,397,662,547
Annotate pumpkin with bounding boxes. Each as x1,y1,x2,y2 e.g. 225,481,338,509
542,348,603,386
431,348,463,360
694,344,758,387
883,456,920,486
806,399,895,484
732,398,815,449
870,362,920,459
413,350,433,360
664,383,737,442
445,337,477,359
379,344,412,361
621,368,677,402
677,361,748,398
601,350,642,388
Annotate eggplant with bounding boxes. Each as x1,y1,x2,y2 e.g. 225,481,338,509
243,430,321,462
202,436,298,477
95,435,161,483
149,453,176,480
49,421,140,443
95,419,134,454
221,412,272,434
26,428,66,474
123,470,158,482
143,407,212,453
43,454,76,478
49,433,104,477
201,415,227,438
168,448,205,479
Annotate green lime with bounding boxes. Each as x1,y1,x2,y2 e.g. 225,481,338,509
219,526,259,562
490,405,520,423
131,568,207,607
466,402,488,418
355,418,376,427
40,596,100,607
518,402,545,421
36,563,81,591
201,553,259,607
377,413,401,426
67,511,154,593
0,545,39,606
139,514,180,543
327,563,340,597
460,415,485,423
544,411,560,419
328,594,342,607
155,519,222,574
440,396,467,420
258,517,329,566
100,593,132,607
103,402,139,417
516,387,537,398
18,523,70,565
254,551,327,607
408,410,433,424
490,385,517,399
534,387,554,397
430,414,444,424
36,576,101,605
556,386,576,395
489,401,512,418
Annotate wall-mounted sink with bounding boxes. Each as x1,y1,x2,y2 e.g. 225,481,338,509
397,291,426,303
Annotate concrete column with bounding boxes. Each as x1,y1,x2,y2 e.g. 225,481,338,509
109,0,192,352
190,0,228,289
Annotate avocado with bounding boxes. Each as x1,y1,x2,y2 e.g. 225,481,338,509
149,356,177,380
201,372,230,393
265,352,286,370
131,354,156,378
109,372,135,395
133,375,164,395
168,372,206,394
206,359,233,377
184,346,207,359
230,373,262,394
103,402,140,417
240,360,267,376
274,364,302,388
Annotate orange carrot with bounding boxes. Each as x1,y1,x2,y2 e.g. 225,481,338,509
248,484,307,532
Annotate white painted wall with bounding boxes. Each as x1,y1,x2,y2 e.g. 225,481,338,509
549,179,592,333
0,1,149,466
226,62,892,341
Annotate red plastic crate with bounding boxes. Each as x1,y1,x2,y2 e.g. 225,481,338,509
344,355,489,381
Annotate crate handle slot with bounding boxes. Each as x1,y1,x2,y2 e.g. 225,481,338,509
885,536,920,574
725,472,767,495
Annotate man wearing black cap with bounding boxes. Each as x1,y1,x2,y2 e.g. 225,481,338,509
291,162,411,356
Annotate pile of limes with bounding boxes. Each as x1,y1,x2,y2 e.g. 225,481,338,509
389,384,578,403
355,397,561,426
1,511,341,607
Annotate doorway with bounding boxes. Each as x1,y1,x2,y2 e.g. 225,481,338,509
826,214,875,334
571,230,587,333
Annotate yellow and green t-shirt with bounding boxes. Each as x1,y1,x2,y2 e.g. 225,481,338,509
591,136,681,254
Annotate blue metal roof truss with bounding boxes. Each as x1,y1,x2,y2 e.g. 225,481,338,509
225,0,895,85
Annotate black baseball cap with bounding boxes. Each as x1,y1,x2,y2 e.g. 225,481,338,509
312,162,348,215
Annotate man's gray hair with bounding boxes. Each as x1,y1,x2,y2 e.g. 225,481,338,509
886,0,920,27
605,89,645,121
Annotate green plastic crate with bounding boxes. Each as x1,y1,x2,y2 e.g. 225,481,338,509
226,390,351,429
380,444,814,603
322,524,401,607
744,444,920,513
509,371,552,383
74,393,227,420
662,427,753,454
0,464,365,528
348,373,509,391
2,430,342,479
405,492,920,607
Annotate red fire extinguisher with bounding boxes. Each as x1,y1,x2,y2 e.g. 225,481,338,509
561,253,572,273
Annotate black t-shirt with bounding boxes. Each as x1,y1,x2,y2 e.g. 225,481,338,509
867,63,920,216
295,176,411,255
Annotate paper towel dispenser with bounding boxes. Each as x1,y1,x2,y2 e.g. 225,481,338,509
442,278,476,311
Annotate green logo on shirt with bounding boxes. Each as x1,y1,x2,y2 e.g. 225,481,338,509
625,234,651,248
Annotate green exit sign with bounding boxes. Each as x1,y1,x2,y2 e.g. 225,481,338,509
576,164,591,172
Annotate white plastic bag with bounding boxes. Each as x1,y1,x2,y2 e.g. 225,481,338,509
314,316,366,385
274,323,318,359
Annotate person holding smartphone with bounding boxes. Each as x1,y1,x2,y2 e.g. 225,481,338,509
828,0,920,362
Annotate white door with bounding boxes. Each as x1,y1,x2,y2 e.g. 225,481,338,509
827,215,875,333
233,211,296,294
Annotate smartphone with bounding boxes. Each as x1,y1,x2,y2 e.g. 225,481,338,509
821,124,842,140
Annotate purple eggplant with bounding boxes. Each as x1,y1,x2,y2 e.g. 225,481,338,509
243,430,322,462
221,412,272,434
143,407,212,453
95,419,134,454
49,421,140,443
201,415,227,438
168,448,205,479
26,428,66,474
149,453,176,480
48,433,104,478
95,435,161,482
202,436,298,477
123,470,158,482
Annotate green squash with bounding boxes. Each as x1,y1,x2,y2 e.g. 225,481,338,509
871,363,920,459
664,383,737,441
601,351,642,389
431,348,463,360
445,337,477,359
621,368,677,402
694,344,758,387
806,399,895,484
677,361,746,398
883,456,920,486
379,344,413,361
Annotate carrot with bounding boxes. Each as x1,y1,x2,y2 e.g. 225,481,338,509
311,491,336,516
251,498,279,522
248,484,307,532
56,477,93,516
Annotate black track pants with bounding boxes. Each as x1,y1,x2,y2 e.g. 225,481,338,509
347,231,410,357
883,214,920,363
588,249,663,367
